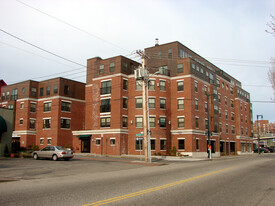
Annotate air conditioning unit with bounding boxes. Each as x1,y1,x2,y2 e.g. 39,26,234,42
134,67,145,80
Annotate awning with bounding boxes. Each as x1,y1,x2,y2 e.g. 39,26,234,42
0,115,7,133
77,135,91,138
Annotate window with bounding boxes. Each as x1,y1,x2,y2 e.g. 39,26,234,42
151,139,155,150
109,62,115,72
100,117,110,127
160,80,166,91
160,117,166,128
31,88,37,97
192,63,195,70
219,108,221,117
160,98,166,109
195,99,198,110
64,85,70,95
194,82,198,92
204,86,207,95
30,103,36,113
99,65,104,74
100,99,111,113
159,66,169,75
205,102,208,112
40,138,44,145
177,63,183,73
40,88,43,96
149,80,155,90
61,101,71,112
43,102,52,112
195,117,199,128
231,113,235,121
123,98,127,109
232,126,235,134
226,124,229,133
135,117,143,128
136,80,142,91
61,118,70,129
148,98,155,108
123,79,128,90
122,62,127,72
20,102,24,109
30,119,36,129
22,87,25,94
19,119,23,125
178,117,185,128
136,139,143,150
168,49,172,58
11,89,18,100
218,94,221,103
149,117,156,127
231,100,234,108
96,139,101,145
101,81,111,95
43,119,51,129
6,91,10,100
158,51,162,59
110,138,115,145
230,87,233,94
177,81,184,91
1,92,5,101
46,86,51,95
178,139,185,150
54,84,58,94
225,97,227,105
178,99,184,110
196,139,199,150
160,139,166,150
196,66,200,72
123,116,127,127
136,98,142,108
47,138,52,145
219,123,222,133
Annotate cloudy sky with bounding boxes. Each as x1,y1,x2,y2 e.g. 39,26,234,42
0,0,275,122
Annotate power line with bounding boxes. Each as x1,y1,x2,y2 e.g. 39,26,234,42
0,28,85,67
15,0,131,53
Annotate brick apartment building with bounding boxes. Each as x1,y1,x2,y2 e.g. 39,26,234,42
0,77,85,150
73,41,253,157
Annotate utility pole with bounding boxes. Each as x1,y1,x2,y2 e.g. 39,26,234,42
206,92,216,159
135,50,150,163
257,114,263,154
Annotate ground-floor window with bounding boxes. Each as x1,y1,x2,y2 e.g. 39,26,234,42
230,142,235,153
136,139,143,150
110,138,115,146
160,139,166,150
178,139,185,150
247,143,252,152
151,139,155,150
47,138,52,145
40,138,44,145
241,143,246,152
196,138,199,150
96,139,101,145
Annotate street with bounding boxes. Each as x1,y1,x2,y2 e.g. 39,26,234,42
0,154,275,206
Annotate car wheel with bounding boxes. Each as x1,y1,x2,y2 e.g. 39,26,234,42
33,153,38,160
52,154,58,161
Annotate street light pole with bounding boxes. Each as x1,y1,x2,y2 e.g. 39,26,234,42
206,92,216,159
257,114,263,154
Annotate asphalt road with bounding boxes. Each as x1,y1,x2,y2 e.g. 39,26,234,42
0,154,275,206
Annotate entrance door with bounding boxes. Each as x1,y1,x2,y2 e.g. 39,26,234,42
226,142,230,155
81,138,90,153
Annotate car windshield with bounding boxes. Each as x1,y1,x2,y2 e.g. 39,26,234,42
56,146,65,150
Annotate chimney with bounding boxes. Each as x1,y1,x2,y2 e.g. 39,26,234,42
155,38,159,46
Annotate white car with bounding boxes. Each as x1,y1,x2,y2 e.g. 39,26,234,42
32,146,74,161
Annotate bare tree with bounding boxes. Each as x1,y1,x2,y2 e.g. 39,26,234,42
266,15,275,36
268,58,275,99
266,15,275,98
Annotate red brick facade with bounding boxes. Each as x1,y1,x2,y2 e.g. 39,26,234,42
0,78,85,150
73,41,253,157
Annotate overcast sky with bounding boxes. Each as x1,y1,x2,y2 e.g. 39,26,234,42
0,0,275,122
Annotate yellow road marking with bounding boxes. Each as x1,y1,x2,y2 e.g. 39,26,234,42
83,166,236,206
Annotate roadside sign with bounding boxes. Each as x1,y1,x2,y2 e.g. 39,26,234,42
273,139,275,142
136,133,143,137
136,137,144,141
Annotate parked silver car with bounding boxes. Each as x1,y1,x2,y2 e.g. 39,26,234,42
32,146,74,161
